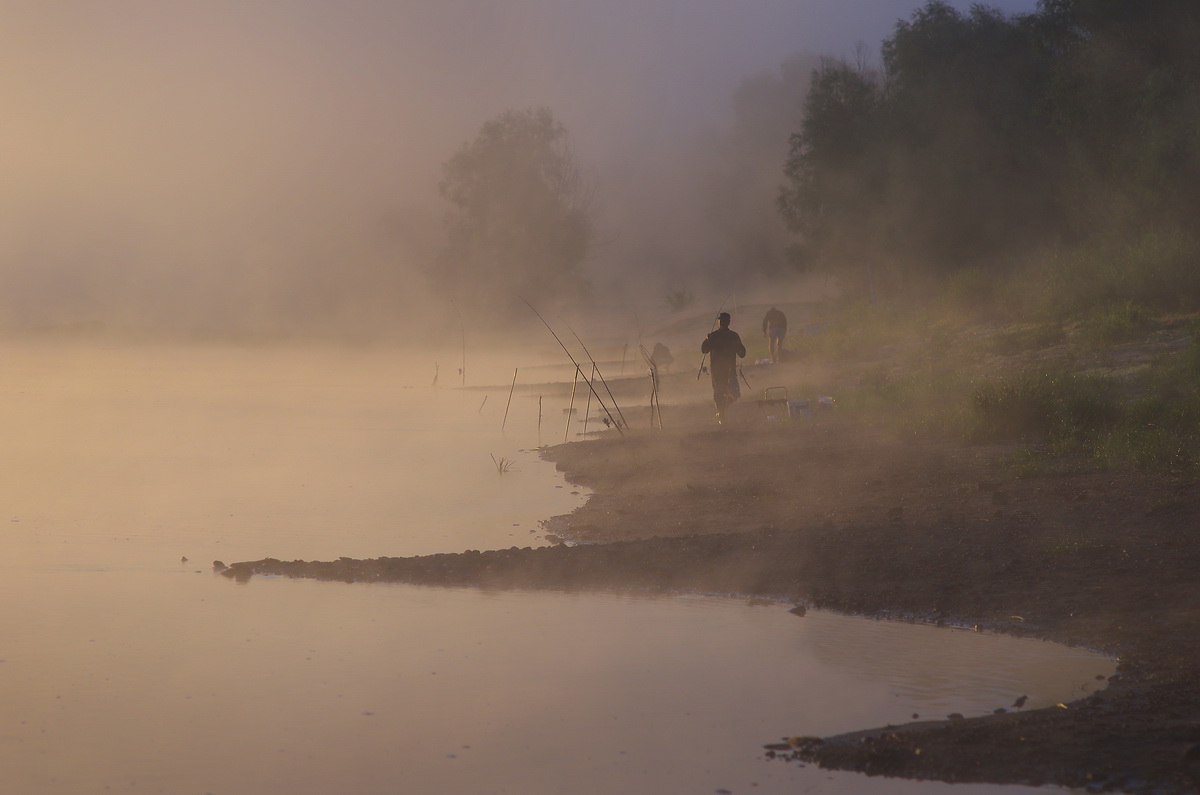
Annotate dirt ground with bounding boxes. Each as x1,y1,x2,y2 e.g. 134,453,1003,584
224,392,1200,793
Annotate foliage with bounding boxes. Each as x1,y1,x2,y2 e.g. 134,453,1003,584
489,454,516,474
969,369,1119,442
1040,0,1200,234
1078,301,1153,349
778,0,1200,303
787,300,904,361
435,107,594,314
783,293,1200,477
880,2,1063,267
777,60,884,271
1108,334,1200,475
1003,228,1200,321
964,337,1200,476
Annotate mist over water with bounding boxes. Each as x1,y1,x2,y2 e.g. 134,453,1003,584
0,0,1037,337
0,342,585,567
0,341,1112,794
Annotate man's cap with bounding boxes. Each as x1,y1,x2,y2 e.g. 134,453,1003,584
718,312,731,321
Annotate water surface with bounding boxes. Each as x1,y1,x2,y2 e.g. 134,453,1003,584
0,342,1112,794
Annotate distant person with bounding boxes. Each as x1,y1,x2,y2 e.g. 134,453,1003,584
762,307,787,364
700,312,745,423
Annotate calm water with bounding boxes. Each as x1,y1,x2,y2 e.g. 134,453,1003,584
0,342,1112,794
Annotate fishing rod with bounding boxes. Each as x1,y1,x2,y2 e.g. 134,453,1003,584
558,315,629,429
521,298,624,436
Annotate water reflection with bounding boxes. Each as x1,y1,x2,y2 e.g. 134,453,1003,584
801,612,1109,718
0,574,1110,795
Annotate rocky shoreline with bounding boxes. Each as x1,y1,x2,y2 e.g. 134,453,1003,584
223,405,1200,793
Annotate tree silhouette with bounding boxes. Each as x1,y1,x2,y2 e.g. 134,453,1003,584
434,107,595,314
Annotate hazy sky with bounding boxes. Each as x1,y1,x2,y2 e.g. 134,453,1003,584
0,0,1040,333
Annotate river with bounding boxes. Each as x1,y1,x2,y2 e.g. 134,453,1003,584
0,341,1112,794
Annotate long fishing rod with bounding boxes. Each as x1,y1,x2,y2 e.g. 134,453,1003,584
521,298,624,437
558,315,629,429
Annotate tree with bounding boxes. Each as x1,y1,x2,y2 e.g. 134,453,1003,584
879,1,1064,267
777,58,885,273
778,2,1065,285
434,107,595,314
1039,0,1200,232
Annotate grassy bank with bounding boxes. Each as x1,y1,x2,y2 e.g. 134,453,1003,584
776,250,1200,480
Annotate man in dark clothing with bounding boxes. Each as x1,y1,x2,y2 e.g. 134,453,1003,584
762,307,787,364
700,312,746,423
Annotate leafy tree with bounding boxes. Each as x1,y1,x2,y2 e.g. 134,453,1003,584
779,2,1065,285
434,107,594,313
1039,0,1200,232
880,1,1064,267
778,0,1200,297
777,58,885,275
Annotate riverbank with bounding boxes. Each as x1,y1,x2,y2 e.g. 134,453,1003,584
541,404,1200,794
223,399,1200,793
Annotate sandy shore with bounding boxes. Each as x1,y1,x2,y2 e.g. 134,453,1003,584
224,398,1200,793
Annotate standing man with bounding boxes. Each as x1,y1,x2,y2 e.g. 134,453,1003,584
762,306,787,364
701,312,746,423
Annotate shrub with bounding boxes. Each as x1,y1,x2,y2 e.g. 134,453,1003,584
968,369,1120,442
1007,229,1200,320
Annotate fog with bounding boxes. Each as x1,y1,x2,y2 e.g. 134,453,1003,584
0,338,1115,794
1,0,1036,339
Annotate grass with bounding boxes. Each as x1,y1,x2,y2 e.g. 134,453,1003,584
489,454,516,474
807,301,913,361
968,369,1120,443
1097,337,1200,476
786,280,1200,477
764,219,1200,478
967,339,1200,476
1005,227,1200,321
1078,301,1154,350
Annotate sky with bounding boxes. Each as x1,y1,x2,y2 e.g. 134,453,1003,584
0,0,1040,336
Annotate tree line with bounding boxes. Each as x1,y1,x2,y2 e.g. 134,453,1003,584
432,0,1200,314
779,0,1200,299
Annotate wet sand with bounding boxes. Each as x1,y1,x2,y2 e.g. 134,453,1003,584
225,400,1200,793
